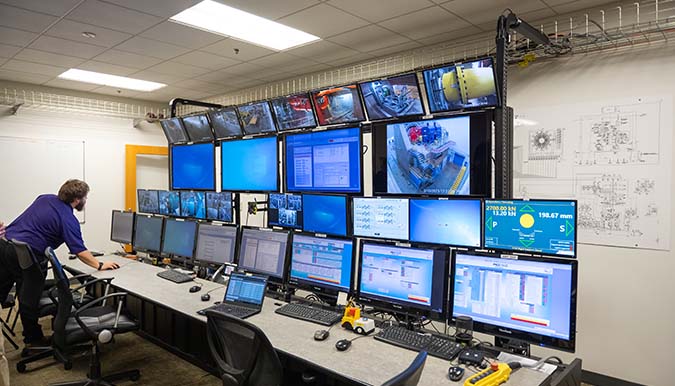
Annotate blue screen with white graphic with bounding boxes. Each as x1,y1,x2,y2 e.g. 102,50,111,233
285,127,361,193
221,137,278,191
180,191,206,219
302,194,348,236
171,143,215,190
290,234,353,292
161,219,197,258
484,200,576,257
452,252,574,341
409,198,481,247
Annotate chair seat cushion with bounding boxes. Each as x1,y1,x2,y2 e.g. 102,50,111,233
64,306,138,345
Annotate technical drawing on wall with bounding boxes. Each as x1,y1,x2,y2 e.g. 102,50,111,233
513,97,671,250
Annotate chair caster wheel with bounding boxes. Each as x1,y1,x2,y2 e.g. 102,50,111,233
130,372,141,382
64,361,73,370
16,363,26,373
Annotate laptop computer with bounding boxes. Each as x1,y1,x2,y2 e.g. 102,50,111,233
198,273,268,319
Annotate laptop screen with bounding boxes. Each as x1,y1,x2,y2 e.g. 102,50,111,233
224,273,267,306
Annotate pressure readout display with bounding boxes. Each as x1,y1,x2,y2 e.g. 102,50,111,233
484,200,576,256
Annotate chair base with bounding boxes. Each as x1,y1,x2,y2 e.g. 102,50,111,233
16,347,54,373
49,369,141,386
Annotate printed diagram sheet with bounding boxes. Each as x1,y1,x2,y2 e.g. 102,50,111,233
513,97,671,250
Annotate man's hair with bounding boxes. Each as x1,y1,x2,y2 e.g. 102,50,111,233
58,179,90,203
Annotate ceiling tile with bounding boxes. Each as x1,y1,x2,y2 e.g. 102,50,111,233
29,35,107,59
417,26,483,46
2,59,66,76
379,6,472,40
286,62,332,75
145,61,210,77
248,52,312,73
285,40,360,63
215,0,320,20
45,19,133,48
173,79,225,93
66,0,163,34
90,85,140,97
0,68,52,84
328,0,435,23
0,0,81,16
77,60,139,76
201,39,275,61
0,43,22,58
328,52,376,68
194,69,257,85
14,48,85,67
0,4,59,33
440,0,548,26
518,8,556,22
43,78,99,91
92,49,163,69
102,0,203,19
255,71,294,82
368,41,421,57
0,26,38,47
127,70,188,84
140,21,225,49
172,51,242,71
115,37,191,60
328,25,413,53
277,4,369,38
551,0,618,15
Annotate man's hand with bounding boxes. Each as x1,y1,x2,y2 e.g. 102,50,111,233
101,261,120,270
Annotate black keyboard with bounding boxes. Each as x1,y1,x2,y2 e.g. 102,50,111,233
274,303,342,326
157,269,193,283
374,325,463,361
200,303,259,319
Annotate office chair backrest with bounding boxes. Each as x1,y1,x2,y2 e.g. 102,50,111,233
45,247,74,350
10,239,37,270
205,309,283,386
381,351,427,386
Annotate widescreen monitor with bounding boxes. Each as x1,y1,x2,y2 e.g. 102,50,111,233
311,85,365,126
208,107,243,139
137,189,159,214
195,223,238,265
423,57,498,113
133,214,163,253
158,190,180,216
484,200,577,257
161,218,197,259
237,101,277,135
170,143,215,190
359,73,424,120
409,198,481,248
237,227,290,281
205,192,233,223
352,197,409,240
285,127,362,193
110,210,134,244
270,93,317,131
160,117,189,144
268,193,303,229
302,194,349,237
289,234,354,294
221,137,278,192
451,250,577,352
180,191,206,219
358,241,448,319
181,114,214,142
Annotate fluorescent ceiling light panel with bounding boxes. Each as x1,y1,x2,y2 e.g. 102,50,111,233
58,69,166,92
170,0,320,51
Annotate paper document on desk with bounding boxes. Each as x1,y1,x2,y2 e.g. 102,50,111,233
497,353,557,375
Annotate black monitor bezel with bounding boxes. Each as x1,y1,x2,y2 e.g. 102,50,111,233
207,106,244,140
408,196,483,248
160,217,198,261
219,135,280,193
178,190,207,220
358,72,426,122
169,142,217,191
449,250,578,352
236,226,291,286
237,100,278,136
266,192,304,230
270,92,318,132
181,113,215,143
110,210,135,244
194,222,239,267
205,191,235,223
301,193,352,237
136,189,160,214
132,214,164,254
310,83,366,126
351,196,411,242
158,190,181,217
160,117,189,145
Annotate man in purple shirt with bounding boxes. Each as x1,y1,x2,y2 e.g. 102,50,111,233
0,180,119,346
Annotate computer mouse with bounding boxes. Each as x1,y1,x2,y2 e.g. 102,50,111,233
448,366,464,382
313,330,329,341
201,293,211,302
335,339,351,351
189,285,201,293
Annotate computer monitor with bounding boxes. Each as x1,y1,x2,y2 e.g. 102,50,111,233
160,117,189,144
352,197,409,241
284,127,362,193
158,190,181,216
270,93,317,131
451,250,577,352
359,73,424,120
205,192,233,223
409,198,482,248
170,143,216,190
194,223,238,266
371,113,492,196
423,57,498,113
137,189,159,214
110,210,134,244
237,227,290,282
289,233,354,296
133,214,163,254
181,113,214,142
302,194,349,237
237,101,277,135
208,106,243,139
310,84,365,126
484,199,577,257
160,218,197,260
268,193,303,229
220,136,278,192
180,191,206,219
358,241,448,320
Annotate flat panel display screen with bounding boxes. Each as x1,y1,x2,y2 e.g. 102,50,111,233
409,198,482,247
195,223,238,265
302,194,348,237
161,218,197,258
170,143,215,190
352,197,409,240
208,107,243,139
237,101,277,135
182,114,214,142
311,85,365,126
160,117,189,144
137,189,159,214
270,93,317,131
111,210,134,244
289,234,353,292
359,73,424,120
268,193,303,229
205,192,233,222
158,190,181,216
237,228,290,279
221,137,278,192
133,215,163,253
180,191,206,219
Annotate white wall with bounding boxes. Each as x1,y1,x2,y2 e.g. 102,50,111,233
508,44,675,386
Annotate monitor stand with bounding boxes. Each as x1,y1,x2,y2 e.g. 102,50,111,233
495,336,530,357
266,283,293,302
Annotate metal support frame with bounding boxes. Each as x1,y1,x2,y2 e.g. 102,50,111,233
494,15,514,199
168,98,223,118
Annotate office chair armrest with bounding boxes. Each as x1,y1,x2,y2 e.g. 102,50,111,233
70,277,113,293
73,292,129,341
66,273,94,284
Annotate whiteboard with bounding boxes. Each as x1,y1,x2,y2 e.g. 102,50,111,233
0,136,85,224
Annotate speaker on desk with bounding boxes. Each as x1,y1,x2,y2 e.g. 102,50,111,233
455,315,473,345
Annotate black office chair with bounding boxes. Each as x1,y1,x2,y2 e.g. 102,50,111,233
205,309,283,386
381,351,427,386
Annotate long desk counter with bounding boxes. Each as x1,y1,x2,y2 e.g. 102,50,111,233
63,254,553,386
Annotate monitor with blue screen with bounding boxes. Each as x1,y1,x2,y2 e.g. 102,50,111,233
195,223,238,265
352,197,409,240
302,194,349,237
237,228,290,282
160,117,189,144
158,191,181,216
484,200,577,257
285,127,362,193
180,191,206,219
137,189,159,214
181,114,214,142
289,234,353,294
451,250,577,352
311,84,365,126
237,101,277,135
221,137,278,192
270,93,317,131
133,215,163,254
208,107,243,139
359,73,424,120
170,143,215,190
409,198,481,247
268,193,303,229
205,192,233,222
224,273,267,306
161,218,197,259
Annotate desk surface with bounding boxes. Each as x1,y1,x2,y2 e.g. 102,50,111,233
64,255,551,386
